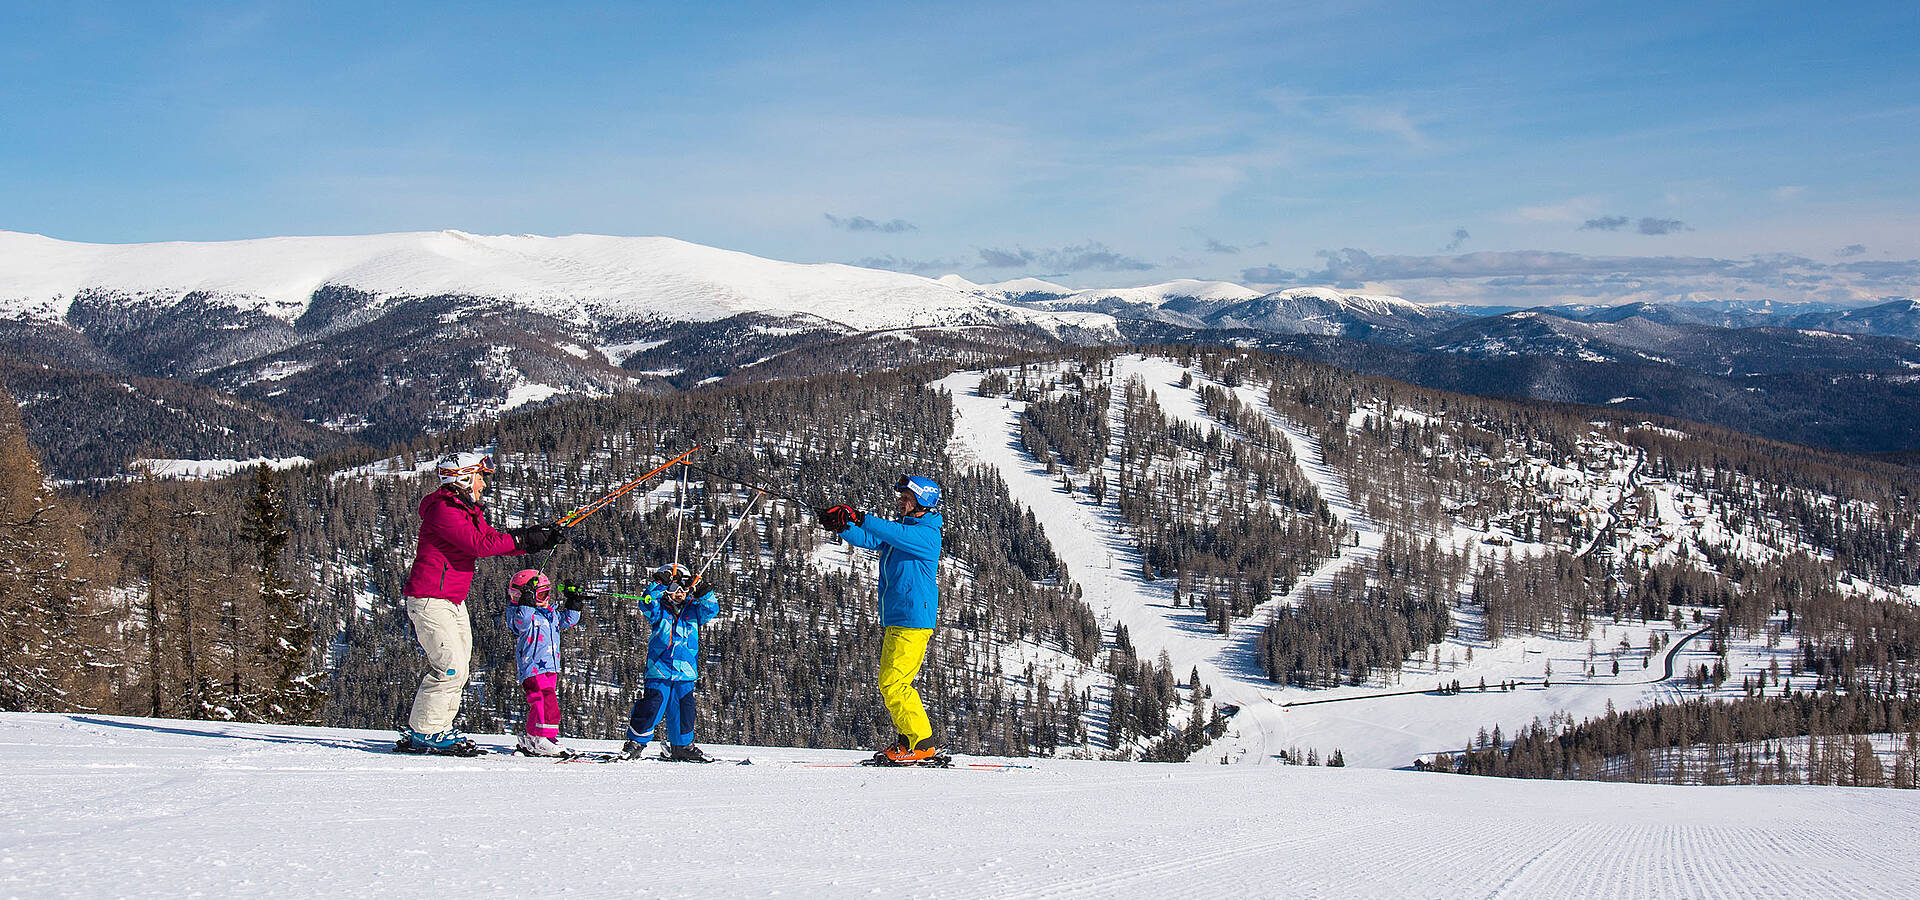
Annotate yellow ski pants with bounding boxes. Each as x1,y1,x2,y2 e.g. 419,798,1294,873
878,626,934,746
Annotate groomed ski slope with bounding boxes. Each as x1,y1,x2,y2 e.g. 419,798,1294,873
4,713,1915,899
937,359,1798,768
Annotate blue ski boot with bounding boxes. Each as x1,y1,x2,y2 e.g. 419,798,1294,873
395,728,482,757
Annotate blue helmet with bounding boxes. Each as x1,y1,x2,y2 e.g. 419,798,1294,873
895,475,940,509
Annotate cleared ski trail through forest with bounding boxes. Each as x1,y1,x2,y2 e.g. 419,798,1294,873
6,712,1917,899
940,358,1382,763
940,358,1736,768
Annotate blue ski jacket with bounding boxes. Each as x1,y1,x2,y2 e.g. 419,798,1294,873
642,582,720,682
507,603,581,682
840,510,942,629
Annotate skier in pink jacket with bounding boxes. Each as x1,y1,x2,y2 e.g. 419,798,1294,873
395,451,565,756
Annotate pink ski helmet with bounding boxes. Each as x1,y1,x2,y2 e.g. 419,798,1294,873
509,569,552,605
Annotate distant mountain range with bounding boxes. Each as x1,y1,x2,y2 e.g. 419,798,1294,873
2,229,1917,478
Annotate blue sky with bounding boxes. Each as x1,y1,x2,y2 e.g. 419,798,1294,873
3,1,1917,304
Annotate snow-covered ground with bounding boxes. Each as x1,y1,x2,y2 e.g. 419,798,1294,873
3,712,1914,899
126,456,312,480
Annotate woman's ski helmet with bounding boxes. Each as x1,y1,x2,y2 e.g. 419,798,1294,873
437,451,495,489
509,568,551,605
895,475,940,509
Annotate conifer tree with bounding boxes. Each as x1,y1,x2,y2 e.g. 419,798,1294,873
242,464,325,724
0,388,110,712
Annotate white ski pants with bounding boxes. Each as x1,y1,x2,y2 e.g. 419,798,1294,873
405,596,473,735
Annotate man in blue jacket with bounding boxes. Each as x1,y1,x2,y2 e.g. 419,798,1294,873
818,475,944,765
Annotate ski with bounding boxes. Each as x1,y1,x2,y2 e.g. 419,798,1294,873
859,751,954,768
509,747,591,761
552,752,751,765
794,753,1028,770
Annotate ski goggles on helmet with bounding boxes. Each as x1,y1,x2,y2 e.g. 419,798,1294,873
895,475,940,508
440,454,496,478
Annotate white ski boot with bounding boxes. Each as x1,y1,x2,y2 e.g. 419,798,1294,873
516,733,570,758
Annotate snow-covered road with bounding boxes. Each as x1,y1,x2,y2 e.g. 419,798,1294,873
4,713,1915,899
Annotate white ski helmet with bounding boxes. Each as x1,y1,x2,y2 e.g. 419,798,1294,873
437,451,495,489
652,563,692,587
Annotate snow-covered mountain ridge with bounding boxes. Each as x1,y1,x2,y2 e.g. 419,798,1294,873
943,275,1458,344
0,229,1113,335
6,229,1920,480
0,230,1122,468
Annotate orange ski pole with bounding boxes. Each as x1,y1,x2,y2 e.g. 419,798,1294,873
557,446,701,528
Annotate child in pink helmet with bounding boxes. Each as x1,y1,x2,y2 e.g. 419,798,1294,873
506,569,583,757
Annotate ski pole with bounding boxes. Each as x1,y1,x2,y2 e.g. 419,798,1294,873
687,490,766,591
557,585,652,604
557,446,701,528
671,462,688,572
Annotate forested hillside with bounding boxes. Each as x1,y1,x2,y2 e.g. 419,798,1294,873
7,344,1920,774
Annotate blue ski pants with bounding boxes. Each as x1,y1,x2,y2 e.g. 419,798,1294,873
627,678,697,746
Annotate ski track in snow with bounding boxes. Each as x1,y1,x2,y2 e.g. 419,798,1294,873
939,358,1387,765
4,713,1916,898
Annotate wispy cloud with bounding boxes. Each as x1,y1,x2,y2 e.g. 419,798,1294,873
1837,244,1867,257
1441,227,1470,252
1510,197,1604,224
1204,238,1240,254
853,254,964,274
1343,107,1431,150
1241,264,1299,284
1579,215,1688,235
1313,248,1731,281
976,241,1155,272
825,213,917,233
1770,185,1807,201
1295,247,1920,306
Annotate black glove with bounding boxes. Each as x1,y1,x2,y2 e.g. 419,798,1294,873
558,581,587,612
565,594,585,613
814,504,860,534
511,524,565,554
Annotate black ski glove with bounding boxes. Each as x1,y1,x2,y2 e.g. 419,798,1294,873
814,505,860,534
508,526,543,553
511,524,567,554
564,594,585,613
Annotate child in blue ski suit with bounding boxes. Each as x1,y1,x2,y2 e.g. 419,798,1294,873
506,569,582,757
621,563,720,762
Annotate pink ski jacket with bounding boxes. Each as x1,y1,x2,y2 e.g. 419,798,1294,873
402,487,523,603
